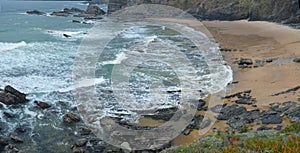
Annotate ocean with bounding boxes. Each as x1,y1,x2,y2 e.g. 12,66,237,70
0,1,232,152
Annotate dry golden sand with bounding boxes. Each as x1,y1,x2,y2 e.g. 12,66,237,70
143,19,300,146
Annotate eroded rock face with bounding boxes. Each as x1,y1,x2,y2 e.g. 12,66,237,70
108,0,300,24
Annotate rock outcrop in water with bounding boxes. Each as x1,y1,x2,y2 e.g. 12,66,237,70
26,10,46,16
108,0,300,24
0,86,27,105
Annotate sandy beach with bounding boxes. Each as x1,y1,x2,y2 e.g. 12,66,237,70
147,18,300,146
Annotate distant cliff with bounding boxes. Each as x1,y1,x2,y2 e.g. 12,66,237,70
108,0,300,24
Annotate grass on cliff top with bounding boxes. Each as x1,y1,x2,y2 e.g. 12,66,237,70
162,122,300,153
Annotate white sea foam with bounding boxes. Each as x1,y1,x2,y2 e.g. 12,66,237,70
101,52,128,65
60,77,106,92
45,30,86,40
0,41,27,52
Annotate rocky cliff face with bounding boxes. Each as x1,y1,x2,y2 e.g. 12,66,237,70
108,0,300,23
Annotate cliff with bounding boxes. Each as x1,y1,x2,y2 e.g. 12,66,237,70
108,0,300,24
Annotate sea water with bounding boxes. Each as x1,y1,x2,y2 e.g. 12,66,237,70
0,1,232,151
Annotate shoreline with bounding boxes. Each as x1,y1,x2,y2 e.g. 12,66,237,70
147,18,300,146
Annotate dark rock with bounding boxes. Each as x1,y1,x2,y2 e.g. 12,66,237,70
0,136,8,146
50,11,70,17
26,10,46,15
183,129,191,135
64,7,85,13
261,111,282,124
217,104,247,120
79,127,92,135
86,4,105,16
0,86,27,105
10,135,23,143
63,34,71,38
227,109,260,130
238,58,253,66
84,16,103,20
72,147,85,153
15,127,27,133
293,58,300,63
3,112,15,118
34,101,51,109
197,99,206,110
274,125,282,131
272,86,300,96
72,20,81,23
266,59,273,63
285,106,300,122
235,98,256,105
143,107,177,121
257,126,271,131
188,114,204,129
63,112,81,124
75,138,88,147
269,101,296,113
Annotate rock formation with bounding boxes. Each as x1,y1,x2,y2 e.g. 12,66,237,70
108,0,300,24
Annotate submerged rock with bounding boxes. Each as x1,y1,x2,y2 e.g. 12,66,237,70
0,136,8,146
10,135,24,143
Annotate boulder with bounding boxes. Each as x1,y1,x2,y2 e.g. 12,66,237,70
183,129,191,135
63,112,81,124
293,58,300,63
86,4,105,16
26,10,46,15
0,86,27,105
63,34,71,38
238,58,253,66
187,114,204,129
75,138,88,147
72,20,81,23
34,101,51,109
